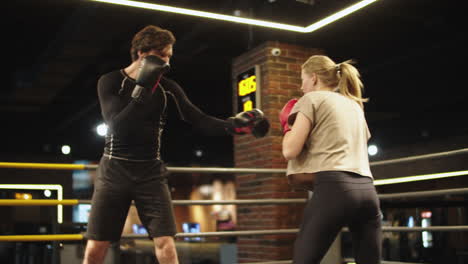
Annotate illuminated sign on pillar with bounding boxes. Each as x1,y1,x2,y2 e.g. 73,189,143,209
236,66,261,112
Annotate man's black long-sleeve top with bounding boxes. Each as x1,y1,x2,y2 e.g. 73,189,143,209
97,69,230,161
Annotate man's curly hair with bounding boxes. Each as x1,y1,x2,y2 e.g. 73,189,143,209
130,25,176,61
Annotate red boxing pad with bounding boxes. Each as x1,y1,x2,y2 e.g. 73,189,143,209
279,98,298,134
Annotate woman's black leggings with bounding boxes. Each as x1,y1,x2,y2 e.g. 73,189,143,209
293,171,382,264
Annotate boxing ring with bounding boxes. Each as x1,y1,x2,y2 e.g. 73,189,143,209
1,148,468,263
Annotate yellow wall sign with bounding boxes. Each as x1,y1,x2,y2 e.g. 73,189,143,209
243,100,253,111
236,67,260,112
238,75,256,96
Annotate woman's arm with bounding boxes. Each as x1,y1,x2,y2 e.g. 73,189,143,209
282,112,312,160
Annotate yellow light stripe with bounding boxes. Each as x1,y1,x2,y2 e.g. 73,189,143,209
374,170,468,186
0,199,79,206
0,184,64,224
91,0,380,33
0,162,85,170
0,234,84,242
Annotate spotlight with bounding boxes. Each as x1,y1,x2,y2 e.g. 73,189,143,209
368,144,378,156
195,149,203,157
44,190,52,198
96,123,108,136
61,145,71,155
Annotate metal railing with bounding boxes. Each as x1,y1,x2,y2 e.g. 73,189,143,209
369,148,468,166
1,147,468,171
244,260,428,264
1,225,468,242
2,186,467,207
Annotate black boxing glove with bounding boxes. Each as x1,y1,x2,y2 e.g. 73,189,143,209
226,109,270,138
252,117,270,138
131,55,170,102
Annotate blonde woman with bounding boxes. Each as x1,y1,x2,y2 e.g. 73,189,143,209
280,55,381,264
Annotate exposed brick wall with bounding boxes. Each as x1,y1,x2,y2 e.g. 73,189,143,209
231,41,324,262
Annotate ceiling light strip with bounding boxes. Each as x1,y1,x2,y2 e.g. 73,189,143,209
92,0,306,32
374,170,468,186
304,0,379,33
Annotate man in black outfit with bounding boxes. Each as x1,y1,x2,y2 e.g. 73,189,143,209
83,25,269,264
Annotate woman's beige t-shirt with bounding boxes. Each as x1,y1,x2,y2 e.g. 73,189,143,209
286,91,372,178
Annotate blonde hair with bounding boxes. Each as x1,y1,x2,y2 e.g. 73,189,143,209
302,55,368,108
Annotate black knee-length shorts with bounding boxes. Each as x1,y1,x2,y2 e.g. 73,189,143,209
293,171,382,264
85,156,177,241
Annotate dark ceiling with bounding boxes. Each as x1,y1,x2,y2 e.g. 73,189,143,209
3,0,466,165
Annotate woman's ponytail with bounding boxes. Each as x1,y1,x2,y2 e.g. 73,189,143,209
336,60,368,108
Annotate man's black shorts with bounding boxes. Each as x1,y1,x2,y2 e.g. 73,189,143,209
85,156,177,241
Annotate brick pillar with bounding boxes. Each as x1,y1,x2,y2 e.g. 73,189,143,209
232,41,323,262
